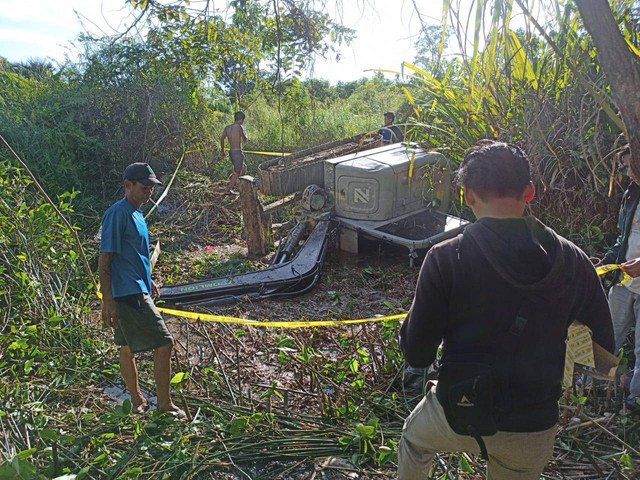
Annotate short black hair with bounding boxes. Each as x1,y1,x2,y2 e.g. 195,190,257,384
384,111,395,122
457,139,531,199
234,111,246,122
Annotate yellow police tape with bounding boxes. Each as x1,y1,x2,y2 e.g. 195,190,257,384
243,150,290,156
95,263,626,328
595,263,632,285
97,290,404,327
157,307,406,328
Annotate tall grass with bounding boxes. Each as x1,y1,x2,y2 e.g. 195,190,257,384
1,47,407,217
209,76,407,178
400,0,627,250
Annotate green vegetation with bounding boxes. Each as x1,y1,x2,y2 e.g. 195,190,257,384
0,19,408,478
0,54,405,219
2,0,640,478
400,1,635,247
193,252,263,280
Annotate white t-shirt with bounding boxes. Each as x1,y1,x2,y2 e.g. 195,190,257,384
625,206,640,293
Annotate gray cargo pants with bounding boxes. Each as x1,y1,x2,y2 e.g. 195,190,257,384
608,284,640,399
398,382,557,480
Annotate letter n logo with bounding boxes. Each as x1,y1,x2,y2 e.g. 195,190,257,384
354,187,370,204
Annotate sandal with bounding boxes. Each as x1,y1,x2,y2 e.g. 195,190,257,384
132,403,150,414
162,408,188,420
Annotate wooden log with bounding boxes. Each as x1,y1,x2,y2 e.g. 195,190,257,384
263,193,297,215
238,176,269,256
150,241,161,271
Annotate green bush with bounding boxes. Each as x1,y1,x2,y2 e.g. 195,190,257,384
0,159,88,328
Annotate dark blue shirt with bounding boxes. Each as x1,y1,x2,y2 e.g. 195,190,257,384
380,128,393,144
379,125,403,145
100,199,152,298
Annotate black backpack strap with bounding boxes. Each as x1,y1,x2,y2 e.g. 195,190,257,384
467,425,489,461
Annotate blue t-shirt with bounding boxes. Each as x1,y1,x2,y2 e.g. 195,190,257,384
379,126,403,145
100,198,152,298
380,128,393,144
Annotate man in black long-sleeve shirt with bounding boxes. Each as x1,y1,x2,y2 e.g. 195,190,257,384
398,141,614,480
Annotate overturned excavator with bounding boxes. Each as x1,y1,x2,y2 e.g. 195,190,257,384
159,135,468,307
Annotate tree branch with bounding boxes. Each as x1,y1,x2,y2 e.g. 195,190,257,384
574,0,640,179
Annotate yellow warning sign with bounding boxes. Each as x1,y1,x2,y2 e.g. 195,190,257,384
564,322,596,388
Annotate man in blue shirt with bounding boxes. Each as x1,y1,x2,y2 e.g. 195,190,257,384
99,163,182,416
379,111,404,145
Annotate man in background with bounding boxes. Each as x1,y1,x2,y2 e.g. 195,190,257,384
600,145,640,412
99,162,183,417
379,111,403,145
221,111,248,195
398,140,614,479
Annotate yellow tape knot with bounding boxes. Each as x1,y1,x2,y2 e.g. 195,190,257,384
595,263,632,285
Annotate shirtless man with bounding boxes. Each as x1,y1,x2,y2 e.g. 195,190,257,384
220,111,248,195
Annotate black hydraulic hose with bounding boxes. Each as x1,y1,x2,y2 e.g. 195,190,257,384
276,221,308,264
270,234,285,266
270,260,325,299
271,233,330,297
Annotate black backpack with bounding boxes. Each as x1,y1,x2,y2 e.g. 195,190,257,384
437,362,497,459
435,307,532,459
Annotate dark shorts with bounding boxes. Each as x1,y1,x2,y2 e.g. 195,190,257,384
229,149,245,174
113,293,173,354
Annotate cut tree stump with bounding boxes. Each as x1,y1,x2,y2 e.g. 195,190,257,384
238,176,271,256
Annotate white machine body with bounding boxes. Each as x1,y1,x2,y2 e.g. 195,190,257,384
324,143,451,221
320,142,466,261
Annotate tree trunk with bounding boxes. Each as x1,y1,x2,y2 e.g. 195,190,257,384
238,175,270,256
574,0,640,178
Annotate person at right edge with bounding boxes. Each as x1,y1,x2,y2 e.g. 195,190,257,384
599,145,640,413
398,140,614,479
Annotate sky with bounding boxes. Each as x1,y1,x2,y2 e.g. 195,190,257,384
0,0,445,83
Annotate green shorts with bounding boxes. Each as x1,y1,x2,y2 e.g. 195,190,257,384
113,293,173,354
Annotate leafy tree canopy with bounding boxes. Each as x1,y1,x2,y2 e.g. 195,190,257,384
108,0,355,100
